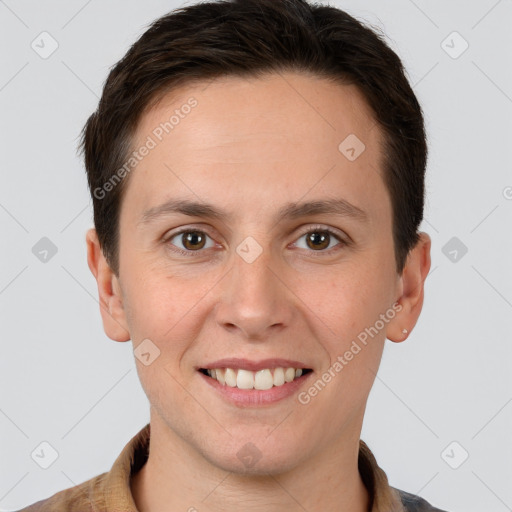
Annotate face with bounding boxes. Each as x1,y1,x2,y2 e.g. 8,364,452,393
89,71,429,475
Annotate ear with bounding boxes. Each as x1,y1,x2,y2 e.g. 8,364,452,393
86,228,131,342
386,232,431,343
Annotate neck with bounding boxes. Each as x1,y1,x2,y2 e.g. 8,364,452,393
131,415,370,512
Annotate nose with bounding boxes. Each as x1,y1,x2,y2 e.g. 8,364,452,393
214,241,294,341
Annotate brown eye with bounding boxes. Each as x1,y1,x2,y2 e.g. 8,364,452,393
305,231,331,250
293,227,346,254
181,231,207,250
166,229,215,255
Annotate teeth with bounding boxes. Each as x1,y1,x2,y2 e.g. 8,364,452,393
284,367,295,382
224,368,237,387
236,369,254,389
273,367,285,386
215,368,225,385
254,369,273,390
205,366,307,389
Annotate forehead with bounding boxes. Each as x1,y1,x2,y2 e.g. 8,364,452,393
136,71,378,153
123,71,389,226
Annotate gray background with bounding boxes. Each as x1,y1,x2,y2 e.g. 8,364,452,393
1,1,511,511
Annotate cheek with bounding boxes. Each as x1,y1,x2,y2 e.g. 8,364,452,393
310,277,388,420
317,262,395,357
319,264,379,319
121,254,183,330
122,267,217,363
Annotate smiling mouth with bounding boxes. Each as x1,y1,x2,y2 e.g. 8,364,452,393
199,367,313,390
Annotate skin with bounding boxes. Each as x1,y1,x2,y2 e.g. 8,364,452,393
86,71,431,512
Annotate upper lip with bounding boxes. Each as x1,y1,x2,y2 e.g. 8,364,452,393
198,358,311,372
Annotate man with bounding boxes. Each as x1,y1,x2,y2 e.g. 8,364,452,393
17,0,448,510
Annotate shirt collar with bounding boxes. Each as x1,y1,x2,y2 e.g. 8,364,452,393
97,423,405,512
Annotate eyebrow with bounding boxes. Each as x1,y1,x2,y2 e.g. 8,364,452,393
139,197,369,226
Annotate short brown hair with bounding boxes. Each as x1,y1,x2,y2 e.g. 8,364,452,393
80,0,427,276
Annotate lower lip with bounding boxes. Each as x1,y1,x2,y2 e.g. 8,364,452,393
198,371,313,407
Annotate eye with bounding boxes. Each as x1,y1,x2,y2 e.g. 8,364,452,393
165,229,216,255
164,225,347,257
293,226,346,253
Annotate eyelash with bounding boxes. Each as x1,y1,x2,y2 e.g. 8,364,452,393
163,224,348,258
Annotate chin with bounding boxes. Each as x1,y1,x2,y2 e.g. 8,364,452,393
203,438,305,476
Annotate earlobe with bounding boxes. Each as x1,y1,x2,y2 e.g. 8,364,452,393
386,232,431,343
86,228,131,342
